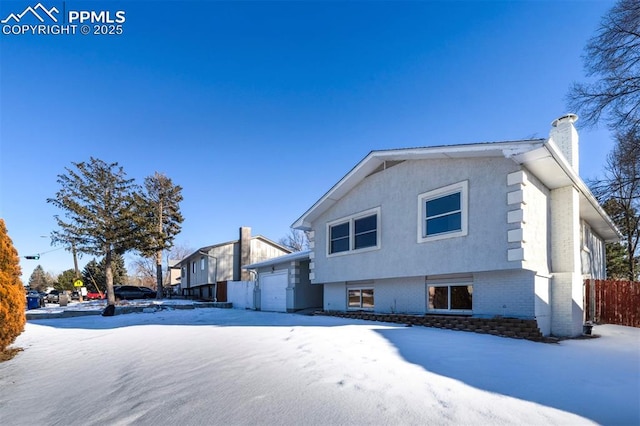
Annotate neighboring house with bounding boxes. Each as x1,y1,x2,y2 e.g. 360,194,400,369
176,227,291,301
292,114,620,337
166,259,182,295
243,249,322,313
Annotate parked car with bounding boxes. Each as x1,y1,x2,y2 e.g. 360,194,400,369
111,285,156,301
139,287,157,297
71,291,80,300
86,292,104,300
46,290,60,303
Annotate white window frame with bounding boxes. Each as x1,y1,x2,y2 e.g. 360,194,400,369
426,282,473,314
326,207,381,257
417,180,468,243
201,256,206,271
347,287,375,310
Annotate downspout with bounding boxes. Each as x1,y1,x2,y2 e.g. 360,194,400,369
247,269,258,310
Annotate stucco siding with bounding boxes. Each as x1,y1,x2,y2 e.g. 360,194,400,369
291,260,323,310
518,170,551,274
312,157,522,283
324,282,347,311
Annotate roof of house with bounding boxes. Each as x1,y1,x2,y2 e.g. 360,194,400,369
176,235,291,266
243,249,311,270
291,139,620,242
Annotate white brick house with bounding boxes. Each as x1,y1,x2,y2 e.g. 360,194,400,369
292,115,619,337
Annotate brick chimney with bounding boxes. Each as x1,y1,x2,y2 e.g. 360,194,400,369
239,226,252,281
548,114,584,337
549,113,579,173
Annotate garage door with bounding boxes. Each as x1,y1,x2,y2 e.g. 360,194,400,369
260,271,288,312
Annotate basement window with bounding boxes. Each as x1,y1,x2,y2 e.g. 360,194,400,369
427,284,472,313
348,288,374,310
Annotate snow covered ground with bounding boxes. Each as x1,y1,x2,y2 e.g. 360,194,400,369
1,304,638,426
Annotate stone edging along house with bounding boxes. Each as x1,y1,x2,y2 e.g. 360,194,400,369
290,114,620,337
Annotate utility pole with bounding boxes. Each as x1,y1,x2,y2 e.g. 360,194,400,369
72,242,83,302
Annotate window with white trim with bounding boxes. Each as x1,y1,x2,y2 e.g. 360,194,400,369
327,207,380,255
201,256,206,271
354,214,377,249
427,284,472,312
348,288,374,310
418,181,468,242
330,222,350,254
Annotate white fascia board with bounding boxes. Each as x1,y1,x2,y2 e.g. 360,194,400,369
243,250,311,270
292,150,382,229
545,141,621,242
292,140,545,230
513,140,621,242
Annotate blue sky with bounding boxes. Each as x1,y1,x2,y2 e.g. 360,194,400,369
0,0,615,282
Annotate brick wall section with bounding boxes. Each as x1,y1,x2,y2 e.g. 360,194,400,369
472,270,535,319
550,186,583,337
317,311,544,342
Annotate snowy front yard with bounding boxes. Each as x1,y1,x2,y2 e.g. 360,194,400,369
1,307,638,425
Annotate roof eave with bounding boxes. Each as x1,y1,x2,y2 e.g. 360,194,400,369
243,249,311,269
513,141,621,242
292,140,546,230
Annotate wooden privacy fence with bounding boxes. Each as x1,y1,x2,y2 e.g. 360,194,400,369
584,280,640,327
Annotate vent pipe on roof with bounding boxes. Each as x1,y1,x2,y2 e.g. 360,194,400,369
549,113,579,173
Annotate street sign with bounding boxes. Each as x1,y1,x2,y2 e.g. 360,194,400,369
73,279,83,287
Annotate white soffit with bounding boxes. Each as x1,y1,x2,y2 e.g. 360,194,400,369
513,143,619,242
512,146,573,189
244,250,311,269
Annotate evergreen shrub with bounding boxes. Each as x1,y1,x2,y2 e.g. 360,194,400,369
0,219,26,355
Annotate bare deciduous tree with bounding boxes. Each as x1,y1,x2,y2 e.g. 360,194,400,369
279,229,310,252
568,0,640,132
130,242,192,292
590,129,640,280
